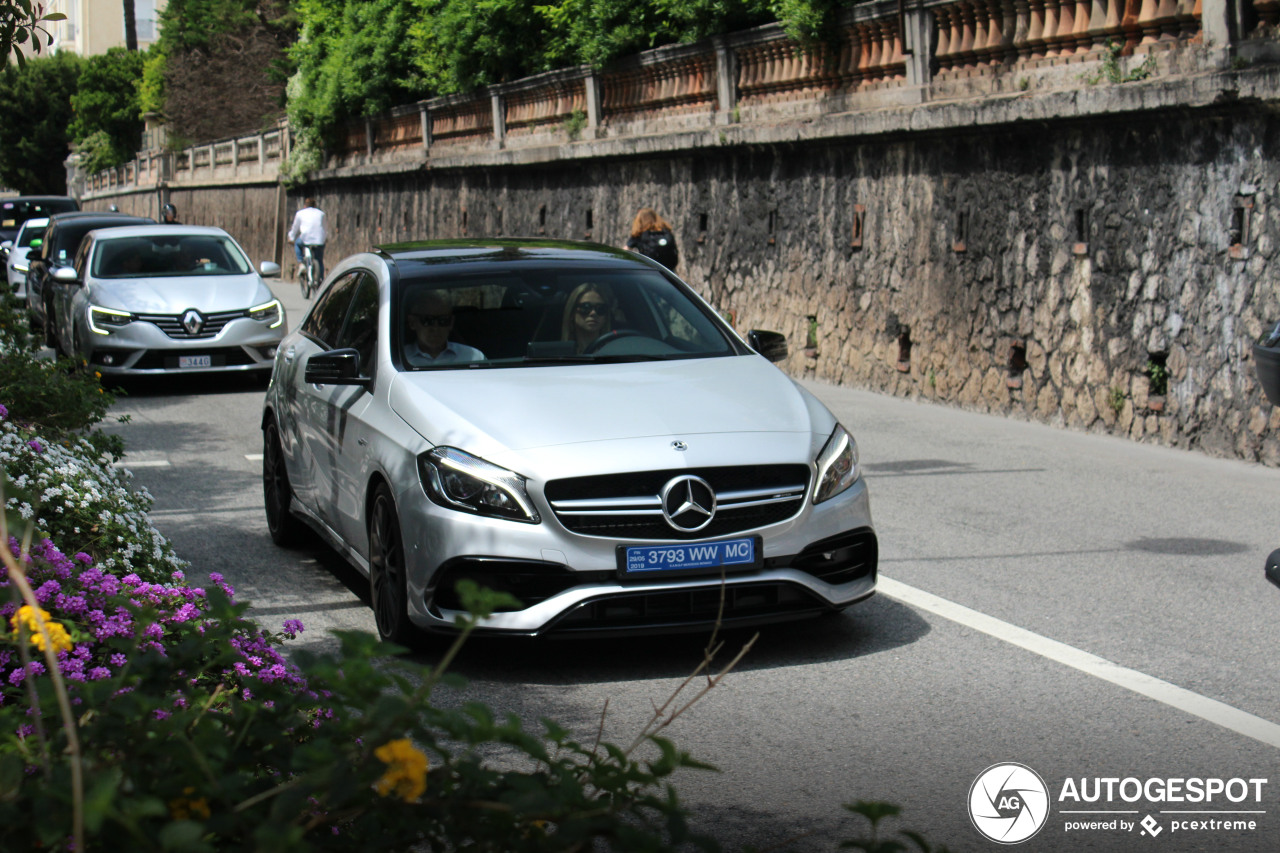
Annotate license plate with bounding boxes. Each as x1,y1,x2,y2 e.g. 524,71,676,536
178,355,212,369
619,536,760,579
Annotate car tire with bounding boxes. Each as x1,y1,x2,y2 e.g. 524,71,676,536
262,420,307,547
43,297,57,351
369,482,419,647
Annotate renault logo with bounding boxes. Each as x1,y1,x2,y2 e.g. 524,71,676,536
660,475,716,532
181,309,204,336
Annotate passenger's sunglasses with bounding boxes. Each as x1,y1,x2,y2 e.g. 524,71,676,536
575,303,609,317
412,314,453,327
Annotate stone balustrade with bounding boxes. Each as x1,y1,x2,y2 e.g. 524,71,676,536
76,125,286,200
78,2,1261,189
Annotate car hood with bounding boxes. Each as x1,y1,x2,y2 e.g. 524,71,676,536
389,355,836,469
88,274,272,313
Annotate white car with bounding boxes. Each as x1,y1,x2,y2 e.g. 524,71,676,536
262,240,878,643
2,216,48,300
47,224,286,375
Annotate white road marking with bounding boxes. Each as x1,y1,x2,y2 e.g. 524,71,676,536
245,454,263,462
878,576,1280,750
112,459,171,468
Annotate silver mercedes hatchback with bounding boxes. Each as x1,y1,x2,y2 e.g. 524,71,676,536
48,224,286,375
262,240,877,643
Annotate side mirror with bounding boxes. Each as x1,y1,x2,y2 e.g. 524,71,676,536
0,241,11,251
747,329,788,363
52,266,80,285
304,348,370,388
259,261,281,278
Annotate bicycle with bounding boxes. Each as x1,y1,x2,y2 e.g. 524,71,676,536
299,245,319,299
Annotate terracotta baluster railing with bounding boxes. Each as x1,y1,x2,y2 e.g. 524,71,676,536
837,25,861,89
1089,0,1121,52
1135,0,1161,45
934,6,955,74
1026,0,1048,57
1154,0,1180,39
1174,0,1199,38
864,22,886,83
996,0,1015,63
955,2,977,67
977,0,998,64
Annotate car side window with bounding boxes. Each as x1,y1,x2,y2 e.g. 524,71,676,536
74,237,93,278
334,272,379,374
301,272,359,348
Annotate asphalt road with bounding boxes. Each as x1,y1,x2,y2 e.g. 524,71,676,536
101,274,1280,852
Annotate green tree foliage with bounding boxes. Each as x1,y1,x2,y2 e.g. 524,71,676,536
289,0,421,141
144,0,296,136
0,52,82,194
69,47,146,173
289,0,850,141
0,0,64,65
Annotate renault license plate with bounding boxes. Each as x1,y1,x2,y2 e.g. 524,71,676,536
618,536,760,579
179,355,212,369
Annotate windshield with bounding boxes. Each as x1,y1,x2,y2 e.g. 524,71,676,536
91,234,252,278
17,221,46,248
397,266,739,369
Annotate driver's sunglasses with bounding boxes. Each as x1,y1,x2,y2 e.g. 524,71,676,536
412,314,453,327
575,302,609,317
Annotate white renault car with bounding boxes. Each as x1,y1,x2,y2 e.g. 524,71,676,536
3,216,48,300
47,224,286,375
262,240,877,642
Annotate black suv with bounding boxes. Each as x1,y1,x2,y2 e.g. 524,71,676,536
26,211,153,349
0,195,79,262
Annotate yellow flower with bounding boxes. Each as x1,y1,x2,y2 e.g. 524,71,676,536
373,738,429,802
168,787,211,821
10,605,73,653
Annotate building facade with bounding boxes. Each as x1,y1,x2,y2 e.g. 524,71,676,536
47,0,167,56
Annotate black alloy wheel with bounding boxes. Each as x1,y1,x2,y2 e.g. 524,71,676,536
263,421,306,547
369,483,417,646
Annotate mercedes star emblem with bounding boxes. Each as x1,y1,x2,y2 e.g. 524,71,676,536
660,475,716,532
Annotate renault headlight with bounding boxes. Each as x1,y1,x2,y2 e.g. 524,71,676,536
418,447,540,523
248,298,283,329
813,424,860,503
88,305,134,335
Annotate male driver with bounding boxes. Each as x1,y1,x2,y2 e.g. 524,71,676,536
286,197,328,281
403,292,485,366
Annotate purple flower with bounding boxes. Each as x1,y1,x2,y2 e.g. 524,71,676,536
0,403,8,419
26,439,43,453
282,619,304,639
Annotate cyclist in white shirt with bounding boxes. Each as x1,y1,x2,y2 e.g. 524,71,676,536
287,197,328,282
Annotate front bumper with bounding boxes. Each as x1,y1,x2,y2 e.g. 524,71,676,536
81,315,284,375
399,476,877,637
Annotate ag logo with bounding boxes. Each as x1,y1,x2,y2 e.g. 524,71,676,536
968,763,1050,844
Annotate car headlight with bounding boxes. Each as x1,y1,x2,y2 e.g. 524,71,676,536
13,263,27,273
248,298,283,329
418,447,540,523
88,305,134,335
813,423,860,504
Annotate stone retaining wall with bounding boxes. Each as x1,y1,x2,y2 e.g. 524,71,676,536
301,107,1276,464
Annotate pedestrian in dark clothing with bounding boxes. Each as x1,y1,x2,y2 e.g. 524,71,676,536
625,208,678,271
162,203,181,224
